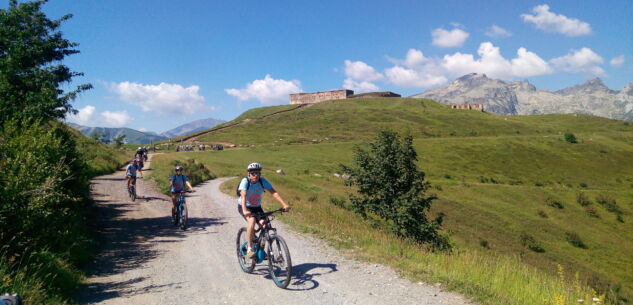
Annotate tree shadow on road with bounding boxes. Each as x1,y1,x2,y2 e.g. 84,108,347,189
78,201,226,304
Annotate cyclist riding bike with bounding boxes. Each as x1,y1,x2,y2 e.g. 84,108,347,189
169,165,195,217
238,162,290,259
126,159,143,190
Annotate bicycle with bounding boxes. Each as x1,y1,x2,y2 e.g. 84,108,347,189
127,177,141,202
236,208,292,288
172,190,192,230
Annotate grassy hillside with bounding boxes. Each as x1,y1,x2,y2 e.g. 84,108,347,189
151,98,633,304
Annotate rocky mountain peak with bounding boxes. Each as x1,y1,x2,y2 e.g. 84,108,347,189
454,73,500,88
557,77,614,95
621,82,633,95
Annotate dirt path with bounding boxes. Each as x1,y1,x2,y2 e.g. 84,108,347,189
79,157,472,305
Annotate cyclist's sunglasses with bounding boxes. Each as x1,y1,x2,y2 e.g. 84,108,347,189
248,171,261,176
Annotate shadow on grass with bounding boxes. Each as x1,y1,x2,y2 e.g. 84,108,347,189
78,201,226,304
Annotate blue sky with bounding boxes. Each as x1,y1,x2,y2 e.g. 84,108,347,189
12,0,632,132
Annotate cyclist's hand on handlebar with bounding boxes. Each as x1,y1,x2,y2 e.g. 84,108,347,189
282,206,290,212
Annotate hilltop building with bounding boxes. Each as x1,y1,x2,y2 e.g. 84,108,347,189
349,91,401,98
290,89,354,104
450,104,484,111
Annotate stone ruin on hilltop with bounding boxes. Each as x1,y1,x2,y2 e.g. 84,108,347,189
289,89,401,104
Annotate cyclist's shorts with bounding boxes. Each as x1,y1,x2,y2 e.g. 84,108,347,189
171,189,185,194
237,205,264,219
127,176,137,184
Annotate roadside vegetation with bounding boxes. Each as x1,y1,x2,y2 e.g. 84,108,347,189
151,97,633,304
0,1,127,304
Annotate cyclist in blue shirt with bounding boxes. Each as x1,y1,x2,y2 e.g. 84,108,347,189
170,165,195,217
126,159,143,189
238,162,290,259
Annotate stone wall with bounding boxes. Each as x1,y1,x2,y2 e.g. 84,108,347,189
450,103,484,111
290,89,354,104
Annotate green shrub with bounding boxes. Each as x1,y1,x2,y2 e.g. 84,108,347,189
577,192,591,206
565,231,587,249
537,210,548,218
595,194,621,214
616,215,624,223
579,183,588,188
341,130,448,250
479,239,490,249
564,133,578,143
519,233,544,253
545,197,564,209
585,206,600,218
307,194,319,202
328,197,347,209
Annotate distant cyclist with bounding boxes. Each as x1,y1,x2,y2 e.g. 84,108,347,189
135,146,144,158
238,162,290,259
169,165,195,217
126,159,143,190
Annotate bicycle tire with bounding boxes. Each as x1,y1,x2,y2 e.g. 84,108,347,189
179,202,188,230
236,227,255,273
172,207,178,226
131,186,136,202
267,235,292,288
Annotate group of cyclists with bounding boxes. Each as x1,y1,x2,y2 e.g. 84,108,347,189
125,146,290,260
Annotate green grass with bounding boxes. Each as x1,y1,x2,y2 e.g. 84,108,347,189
149,98,633,304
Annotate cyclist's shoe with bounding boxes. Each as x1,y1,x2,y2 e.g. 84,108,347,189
246,248,256,259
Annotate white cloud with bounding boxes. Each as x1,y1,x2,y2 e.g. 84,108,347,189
344,60,383,82
109,82,211,116
343,78,380,92
385,66,447,88
225,74,302,105
610,55,625,68
441,42,554,79
431,27,469,48
381,43,553,88
101,111,131,128
551,47,604,76
485,25,512,38
511,47,554,77
521,4,592,36
67,105,96,126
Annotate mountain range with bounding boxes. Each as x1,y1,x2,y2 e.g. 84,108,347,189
161,118,226,138
412,73,633,121
68,117,225,144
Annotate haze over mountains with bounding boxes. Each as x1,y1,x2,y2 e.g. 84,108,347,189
161,118,225,138
69,117,225,144
413,73,633,121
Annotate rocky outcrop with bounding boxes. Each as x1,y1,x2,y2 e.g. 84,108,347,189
412,73,633,121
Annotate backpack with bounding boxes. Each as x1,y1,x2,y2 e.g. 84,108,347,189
236,177,265,197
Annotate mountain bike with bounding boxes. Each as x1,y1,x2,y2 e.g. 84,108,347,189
172,190,192,230
236,208,292,288
127,177,141,201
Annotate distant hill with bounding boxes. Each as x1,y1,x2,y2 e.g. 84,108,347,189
68,123,167,144
161,118,226,138
412,73,633,121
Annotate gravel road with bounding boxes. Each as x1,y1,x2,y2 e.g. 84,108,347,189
79,157,472,305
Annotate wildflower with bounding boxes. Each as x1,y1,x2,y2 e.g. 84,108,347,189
577,300,584,303
592,297,600,303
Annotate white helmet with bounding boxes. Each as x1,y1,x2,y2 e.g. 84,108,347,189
247,162,262,171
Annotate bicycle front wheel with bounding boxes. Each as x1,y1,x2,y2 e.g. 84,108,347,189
236,227,255,273
267,235,292,288
130,187,136,202
179,203,188,230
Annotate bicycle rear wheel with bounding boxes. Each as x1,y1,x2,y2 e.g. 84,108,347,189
236,227,255,273
267,235,292,288
179,202,188,230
